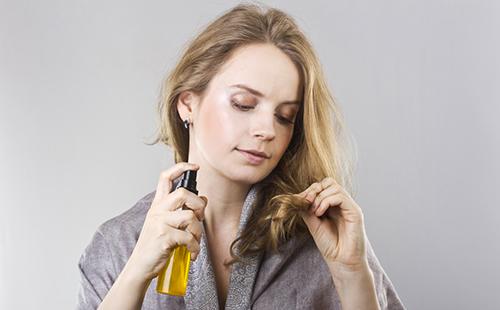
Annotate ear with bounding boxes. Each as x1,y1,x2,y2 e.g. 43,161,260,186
177,90,203,122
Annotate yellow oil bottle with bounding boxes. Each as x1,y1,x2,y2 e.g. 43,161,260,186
156,244,191,295
156,169,198,296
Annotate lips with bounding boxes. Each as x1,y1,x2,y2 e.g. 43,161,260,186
237,148,270,159
236,148,269,165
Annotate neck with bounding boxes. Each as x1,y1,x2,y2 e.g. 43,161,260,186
187,160,252,237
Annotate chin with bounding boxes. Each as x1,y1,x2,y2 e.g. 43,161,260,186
231,165,274,184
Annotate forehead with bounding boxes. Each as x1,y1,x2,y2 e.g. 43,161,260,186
212,43,302,102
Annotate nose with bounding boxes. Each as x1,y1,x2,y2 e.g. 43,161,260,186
250,113,276,140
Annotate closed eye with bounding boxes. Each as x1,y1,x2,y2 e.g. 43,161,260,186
231,100,295,125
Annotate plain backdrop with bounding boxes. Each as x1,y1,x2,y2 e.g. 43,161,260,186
1,0,499,309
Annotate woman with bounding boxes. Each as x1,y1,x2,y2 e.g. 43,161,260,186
77,3,406,310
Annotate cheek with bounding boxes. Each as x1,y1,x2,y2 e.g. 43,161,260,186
274,130,293,158
197,97,241,153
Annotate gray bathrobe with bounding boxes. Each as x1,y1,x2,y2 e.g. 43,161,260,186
76,177,406,309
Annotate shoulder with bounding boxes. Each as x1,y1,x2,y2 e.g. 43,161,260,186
96,190,157,240
76,190,158,308
82,190,157,270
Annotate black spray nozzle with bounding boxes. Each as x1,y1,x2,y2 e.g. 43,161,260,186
175,169,198,195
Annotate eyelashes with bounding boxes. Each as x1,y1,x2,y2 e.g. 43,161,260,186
231,100,295,125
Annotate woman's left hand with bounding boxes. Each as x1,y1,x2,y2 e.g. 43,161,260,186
296,177,369,276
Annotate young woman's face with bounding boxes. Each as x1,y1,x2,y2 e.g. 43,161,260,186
187,43,302,184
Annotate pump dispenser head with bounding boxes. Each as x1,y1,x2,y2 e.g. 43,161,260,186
175,169,198,195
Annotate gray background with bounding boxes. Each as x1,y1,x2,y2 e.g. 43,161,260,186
1,0,499,309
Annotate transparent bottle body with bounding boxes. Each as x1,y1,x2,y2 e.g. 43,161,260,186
156,244,191,296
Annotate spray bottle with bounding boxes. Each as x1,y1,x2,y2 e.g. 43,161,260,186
156,169,198,296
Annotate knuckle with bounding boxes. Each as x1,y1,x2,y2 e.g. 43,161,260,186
160,170,170,180
169,191,182,206
324,177,335,184
171,212,185,228
187,210,197,221
176,187,188,199
157,223,170,237
147,211,162,224
316,191,324,200
170,229,182,243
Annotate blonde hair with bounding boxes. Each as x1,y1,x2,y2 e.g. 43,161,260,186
147,2,358,265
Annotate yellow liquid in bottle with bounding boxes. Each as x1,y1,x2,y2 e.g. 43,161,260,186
156,244,191,296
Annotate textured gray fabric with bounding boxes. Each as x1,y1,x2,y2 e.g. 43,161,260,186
76,177,406,309
184,179,261,310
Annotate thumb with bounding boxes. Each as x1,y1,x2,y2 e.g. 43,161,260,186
194,195,208,221
300,206,321,233
295,190,309,199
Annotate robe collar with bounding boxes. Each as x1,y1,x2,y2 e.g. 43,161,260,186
182,179,263,310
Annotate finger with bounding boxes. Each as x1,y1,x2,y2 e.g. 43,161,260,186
294,191,307,203
297,183,313,196
311,185,339,212
315,195,343,217
175,188,206,214
160,187,206,212
296,184,316,202
164,209,199,230
155,162,200,200
169,229,200,258
320,177,336,189
301,177,338,204
192,196,208,221
185,220,203,243
305,182,323,203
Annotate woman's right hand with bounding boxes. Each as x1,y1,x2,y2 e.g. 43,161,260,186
126,162,208,282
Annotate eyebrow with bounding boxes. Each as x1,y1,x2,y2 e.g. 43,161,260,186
230,84,301,106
